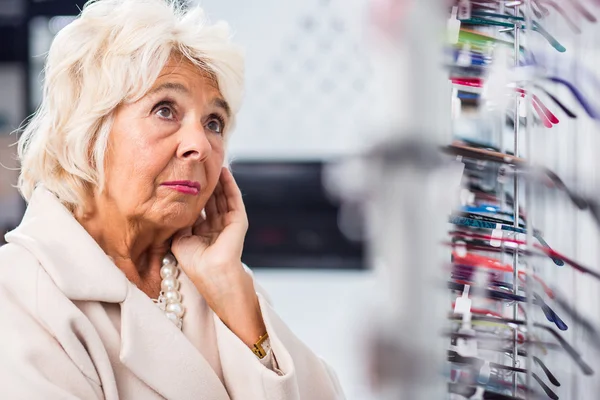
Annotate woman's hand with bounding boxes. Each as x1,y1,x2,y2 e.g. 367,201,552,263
171,167,266,347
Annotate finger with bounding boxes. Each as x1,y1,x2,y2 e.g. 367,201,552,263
190,207,206,230
204,192,218,221
220,167,246,214
191,212,209,236
191,218,212,237
214,180,228,215
194,194,217,235
211,220,247,259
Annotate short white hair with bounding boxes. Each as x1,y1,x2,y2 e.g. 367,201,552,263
18,0,244,210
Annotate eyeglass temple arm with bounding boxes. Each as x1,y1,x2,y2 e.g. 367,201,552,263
533,356,561,386
534,323,594,376
534,84,577,118
468,11,567,52
566,0,597,22
532,373,559,400
547,76,600,119
537,0,581,33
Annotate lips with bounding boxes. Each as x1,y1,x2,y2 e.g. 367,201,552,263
161,180,201,195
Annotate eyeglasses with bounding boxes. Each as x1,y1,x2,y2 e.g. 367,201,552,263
449,230,600,282
447,280,567,331
467,311,551,356
450,247,555,299
447,349,559,399
445,142,600,228
450,265,600,358
450,79,562,128
448,213,563,268
461,205,527,227
459,13,566,52
448,381,524,400
452,313,595,376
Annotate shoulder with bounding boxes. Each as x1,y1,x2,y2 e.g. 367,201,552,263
0,242,41,276
0,243,104,394
0,243,42,312
0,241,95,336
0,241,59,337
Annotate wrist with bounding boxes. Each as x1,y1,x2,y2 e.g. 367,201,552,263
219,292,266,347
193,264,266,347
190,261,248,299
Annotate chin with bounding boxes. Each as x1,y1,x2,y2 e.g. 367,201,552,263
157,204,201,229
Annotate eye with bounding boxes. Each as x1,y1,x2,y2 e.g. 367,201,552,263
156,106,174,120
153,101,177,121
206,115,225,135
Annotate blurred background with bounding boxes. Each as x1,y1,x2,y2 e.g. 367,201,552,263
0,0,380,398
6,1,600,399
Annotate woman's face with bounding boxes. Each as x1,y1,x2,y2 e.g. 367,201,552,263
101,58,230,231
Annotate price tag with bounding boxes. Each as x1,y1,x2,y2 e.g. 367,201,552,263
447,6,461,44
454,284,472,316
490,224,503,247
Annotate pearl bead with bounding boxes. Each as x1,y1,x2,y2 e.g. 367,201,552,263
164,289,182,303
162,253,177,267
160,263,177,279
165,311,179,324
166,302,185,318
154,257,185,330
161,276,179,292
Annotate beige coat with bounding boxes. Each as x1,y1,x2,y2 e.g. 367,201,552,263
0,188,344,400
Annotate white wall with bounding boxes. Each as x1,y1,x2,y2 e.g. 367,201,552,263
196,0,377,160
253,269,378,400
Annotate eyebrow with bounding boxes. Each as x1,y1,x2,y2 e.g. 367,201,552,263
148,81,231,118
212,97,231,118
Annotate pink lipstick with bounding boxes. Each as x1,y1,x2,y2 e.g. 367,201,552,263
161,180,201,195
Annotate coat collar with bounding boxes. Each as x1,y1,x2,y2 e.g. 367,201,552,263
6,187,229,399
6,186,128,303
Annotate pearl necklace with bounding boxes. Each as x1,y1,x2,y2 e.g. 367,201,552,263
153,253,185,329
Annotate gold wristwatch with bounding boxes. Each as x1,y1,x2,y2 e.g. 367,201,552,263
252,332,271,359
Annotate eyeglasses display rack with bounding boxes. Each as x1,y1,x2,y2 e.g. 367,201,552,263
330,0,600,398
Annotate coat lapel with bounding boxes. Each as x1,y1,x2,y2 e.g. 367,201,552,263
6,187,229,400
120,285,229,400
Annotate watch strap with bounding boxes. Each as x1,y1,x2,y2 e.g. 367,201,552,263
251,332,270,359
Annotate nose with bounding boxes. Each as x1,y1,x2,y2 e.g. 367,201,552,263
177,122,212,162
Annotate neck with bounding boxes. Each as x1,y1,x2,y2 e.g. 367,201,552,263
76,204,175,298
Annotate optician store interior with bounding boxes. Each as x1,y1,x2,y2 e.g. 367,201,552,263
3,0,600,398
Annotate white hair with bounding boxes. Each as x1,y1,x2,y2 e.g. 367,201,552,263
17,0,244,211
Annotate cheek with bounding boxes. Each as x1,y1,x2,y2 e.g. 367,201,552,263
105,124,174,193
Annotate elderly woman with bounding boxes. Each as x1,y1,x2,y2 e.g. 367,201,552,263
0,0,344,399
